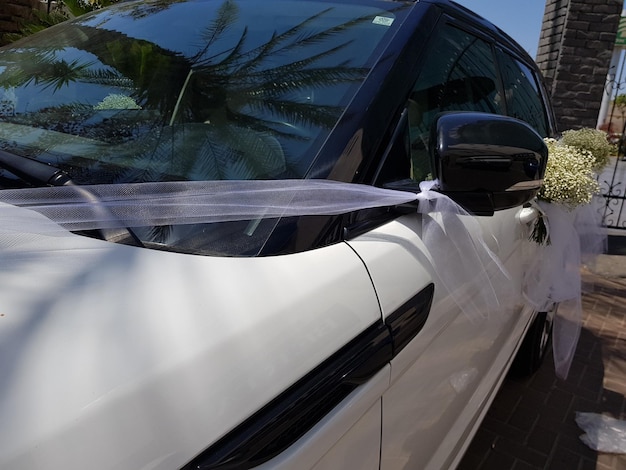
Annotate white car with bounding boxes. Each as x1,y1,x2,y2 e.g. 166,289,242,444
0,0,556,468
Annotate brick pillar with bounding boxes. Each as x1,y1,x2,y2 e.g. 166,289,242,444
0,0,48,46
536,0,623,132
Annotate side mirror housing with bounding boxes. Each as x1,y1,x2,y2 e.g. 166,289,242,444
430,112,548,215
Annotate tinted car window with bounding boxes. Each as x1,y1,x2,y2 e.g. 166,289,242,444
407,23,503,181
497,51,550,137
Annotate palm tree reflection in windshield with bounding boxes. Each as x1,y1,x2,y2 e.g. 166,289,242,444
0,0,381,184
154,0,375,182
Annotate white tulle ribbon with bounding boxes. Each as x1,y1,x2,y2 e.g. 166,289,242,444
574,195,608,267
0,180,418,231
416,181,511,320
1,179,602,377
523,199,602,379
0,179,512,323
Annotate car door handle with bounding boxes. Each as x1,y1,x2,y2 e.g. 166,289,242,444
517,206,540,226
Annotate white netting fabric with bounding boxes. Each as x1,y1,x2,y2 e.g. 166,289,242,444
0,179,509,319
0,179,595,378
0,180,418,231
416,181,511,320
523,199,606,379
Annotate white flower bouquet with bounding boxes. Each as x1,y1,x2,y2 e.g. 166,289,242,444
532,128,611,244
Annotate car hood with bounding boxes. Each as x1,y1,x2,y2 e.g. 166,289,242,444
0,204,381,469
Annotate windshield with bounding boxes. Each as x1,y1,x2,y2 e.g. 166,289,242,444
0,0,397,184
0,0,402,255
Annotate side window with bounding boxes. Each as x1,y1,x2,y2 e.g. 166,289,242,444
407,24,504,182
497,52,549,137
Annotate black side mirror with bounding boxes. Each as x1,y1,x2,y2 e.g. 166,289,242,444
430,112,548,215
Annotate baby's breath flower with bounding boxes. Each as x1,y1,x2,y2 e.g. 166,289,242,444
560,128,611,171
538,138,599,209
532,131,605,244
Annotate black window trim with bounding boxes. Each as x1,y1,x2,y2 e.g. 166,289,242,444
445,13,556,136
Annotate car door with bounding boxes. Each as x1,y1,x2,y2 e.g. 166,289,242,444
346,18,553,470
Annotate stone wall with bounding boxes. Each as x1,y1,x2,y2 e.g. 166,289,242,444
0,0,48,46
536,0,623,132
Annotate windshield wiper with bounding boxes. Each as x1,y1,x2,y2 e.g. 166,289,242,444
0,148,143,247
0,148,73,187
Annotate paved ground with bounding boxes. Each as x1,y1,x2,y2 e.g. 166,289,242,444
458,251,626,470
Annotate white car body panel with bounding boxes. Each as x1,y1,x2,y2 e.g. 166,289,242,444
308,401,381,470
0,206,381,470
0,204,542,470
0,0,557,466
347,208,538,469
